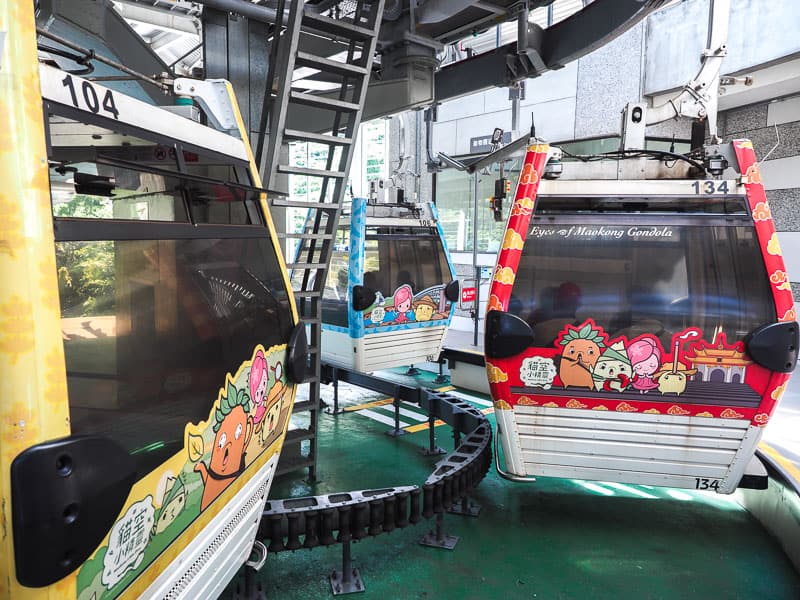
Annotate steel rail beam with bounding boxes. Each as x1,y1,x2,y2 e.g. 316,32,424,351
435,0,669,103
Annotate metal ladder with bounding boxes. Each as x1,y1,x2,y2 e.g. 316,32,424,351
258,0,384,479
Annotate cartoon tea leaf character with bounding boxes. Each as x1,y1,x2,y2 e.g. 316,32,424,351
557,320,606,390
187,432,205,463
195,381,253,511
592,341,633,392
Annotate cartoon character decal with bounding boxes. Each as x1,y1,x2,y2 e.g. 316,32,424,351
362,283,453,328
413,295,438,322
250,352,287,446
260,362,288,445
76,344,292,600
387,284,414,324
654,331,699,395
152,476,186,536
628,335,663,393
249,349,269,435
508,317,777,422
556,321,606,389
592,341,632,392
194,383,253,510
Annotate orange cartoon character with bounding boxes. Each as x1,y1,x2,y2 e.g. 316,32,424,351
556,320,606,390
194,382,253,511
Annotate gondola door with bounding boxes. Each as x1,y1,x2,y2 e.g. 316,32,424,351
485,141,797,492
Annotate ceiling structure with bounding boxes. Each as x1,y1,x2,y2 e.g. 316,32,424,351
36,0,671,122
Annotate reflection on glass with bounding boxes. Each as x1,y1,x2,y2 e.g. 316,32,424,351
510,219,775,349
436,163,520,252
58,237,292,479
48,113,260,225
321,227,453,328
50,162,188,222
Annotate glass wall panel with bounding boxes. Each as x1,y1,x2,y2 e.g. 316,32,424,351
435,160,521,253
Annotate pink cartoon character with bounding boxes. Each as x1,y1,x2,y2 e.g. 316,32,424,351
387,284,415,324
628,335,663,394
249,350,269,433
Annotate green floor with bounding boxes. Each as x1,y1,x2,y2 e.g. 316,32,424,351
225,370,800,599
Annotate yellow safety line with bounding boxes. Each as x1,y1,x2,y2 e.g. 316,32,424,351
344,385,454,412
344,384,483,434
344,398,394,412
403,406,494,433
759,442,800,485
405,419,446,434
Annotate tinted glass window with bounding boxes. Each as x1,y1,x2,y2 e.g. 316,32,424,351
49,107,288,479
48,112,260,225
181,155,261,225
536,195,748,215
322,228,350,327
510,217,775,349
58,237,292,478
362,227,452,300
51,161,189,222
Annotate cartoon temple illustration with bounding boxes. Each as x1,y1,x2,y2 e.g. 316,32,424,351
686,333,752,384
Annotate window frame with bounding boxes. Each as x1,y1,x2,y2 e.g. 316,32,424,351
45,101,266,230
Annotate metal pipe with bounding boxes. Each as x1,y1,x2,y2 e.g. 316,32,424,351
511,89,520,133
425,107,441,170
36,27,168,90
517,2,529,56
415,110,422,200
193,0,286,26
472,170,480,347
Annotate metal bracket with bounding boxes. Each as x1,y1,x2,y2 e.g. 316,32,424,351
646,0,731,142
244,540,268,571
419,513,458,550
173,77,238,134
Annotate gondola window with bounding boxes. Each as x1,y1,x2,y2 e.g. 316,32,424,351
510,201,775,350
48,111,291,479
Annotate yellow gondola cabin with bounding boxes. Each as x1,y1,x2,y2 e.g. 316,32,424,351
0,3,305,598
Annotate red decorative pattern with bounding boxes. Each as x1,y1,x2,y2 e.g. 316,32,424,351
733,140,794,425
487,140,795,428
486,144,550,406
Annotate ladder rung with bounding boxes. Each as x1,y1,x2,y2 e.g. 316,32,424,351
295,51,368,77
284,129,353,146
301,11,374,41
271,199,341,209
277,164,347,178
290,90,360,112
291,400,318,413
287,262,328,269
284,428,315,443
292,290,323,298
279,232,334,239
